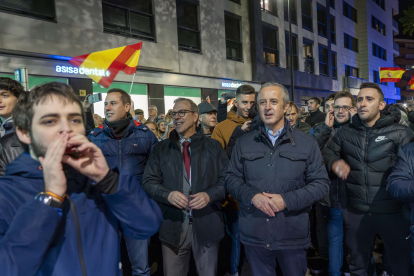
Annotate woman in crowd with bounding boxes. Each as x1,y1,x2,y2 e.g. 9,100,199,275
145,122,161,141
158,120,168,140
165,109,173,124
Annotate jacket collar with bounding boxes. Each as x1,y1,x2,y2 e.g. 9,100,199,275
169,128,203,145
351,112,399,130
6,152,44,178
255,119,295,148
309,109,322,116
90,117,140,138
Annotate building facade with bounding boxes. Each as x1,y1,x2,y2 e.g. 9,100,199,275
0,0,400,115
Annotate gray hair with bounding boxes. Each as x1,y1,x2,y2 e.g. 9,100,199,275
149,105,158,112
258,82,290,105
173,97,199,114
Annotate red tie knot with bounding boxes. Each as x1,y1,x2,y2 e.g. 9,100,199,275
183,141,190,148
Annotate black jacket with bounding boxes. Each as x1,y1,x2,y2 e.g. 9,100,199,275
305,109,326,127
217,101,228,123
0,133,23,176
143,129,228,248
294,120,312,134
311,122,347,209
322,113,414,214
225,120,329,250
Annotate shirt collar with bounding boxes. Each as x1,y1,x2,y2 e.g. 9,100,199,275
264,125,284,138
179,134,191,144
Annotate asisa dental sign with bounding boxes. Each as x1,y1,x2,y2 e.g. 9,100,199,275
55,65,110,77
221,82,243,88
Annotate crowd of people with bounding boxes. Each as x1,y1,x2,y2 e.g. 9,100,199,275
0,76,413,276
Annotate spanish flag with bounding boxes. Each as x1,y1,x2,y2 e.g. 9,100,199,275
408,75,414,90
69,42,142,88
379,67,406,83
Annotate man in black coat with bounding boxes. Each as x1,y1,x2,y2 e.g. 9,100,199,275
143,97,228,276
306,97,326,127
226,82,329,275
323,82,414,276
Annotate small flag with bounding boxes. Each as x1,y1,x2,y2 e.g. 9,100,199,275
227,98,235,106
409,75,414,86
206,96,210,103
69,42,142,88
410,84,414,90
379,67,406,82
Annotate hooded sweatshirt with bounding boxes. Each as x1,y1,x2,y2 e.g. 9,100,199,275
211,107,250,150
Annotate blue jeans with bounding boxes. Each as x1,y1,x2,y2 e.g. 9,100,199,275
322,206,344,276
224,208,241,275
124,236,150,276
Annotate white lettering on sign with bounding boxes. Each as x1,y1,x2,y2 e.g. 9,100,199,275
221,82,243,88
56,65,110,77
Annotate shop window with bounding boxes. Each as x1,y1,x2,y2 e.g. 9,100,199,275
225,12,243,61
345,65,359,78
344,33,358,52
261,0,277,15
177,0,201,53
332,52,337,79
302,0,313,31
330,17,336,44
263,25,279,66
303,39,314,73
343,1,357,23
373,0,384,10
372,43,387,61
285,32,298,70
284,0,297,24
372,16,386,36
317,4,327,37
164,86,201,113
319,46,329,76
0,0,56,21
103,0,155,41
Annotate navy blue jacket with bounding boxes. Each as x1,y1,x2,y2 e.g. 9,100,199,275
88,118,158,181
225,120,329,250
0,153,163,275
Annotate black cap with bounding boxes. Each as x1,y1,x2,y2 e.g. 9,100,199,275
198,102,217,114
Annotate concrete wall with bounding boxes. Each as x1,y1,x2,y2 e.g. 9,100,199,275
0,0,253,82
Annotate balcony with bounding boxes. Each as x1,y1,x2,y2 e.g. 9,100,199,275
395,57,414,66
393,42,399,52
344,76,367,89
393,18,399,30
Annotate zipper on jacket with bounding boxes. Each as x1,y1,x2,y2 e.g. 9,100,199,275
364,129,370,205
119,140,122,167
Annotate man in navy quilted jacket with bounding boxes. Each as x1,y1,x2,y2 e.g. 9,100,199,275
88,88,158,276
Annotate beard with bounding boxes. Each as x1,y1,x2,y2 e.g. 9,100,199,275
30,131,47,158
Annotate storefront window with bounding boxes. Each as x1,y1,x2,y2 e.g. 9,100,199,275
164,86,201,113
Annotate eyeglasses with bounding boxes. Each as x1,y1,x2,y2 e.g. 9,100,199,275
171,109,194,118
148,108,156,111
333,105,351,112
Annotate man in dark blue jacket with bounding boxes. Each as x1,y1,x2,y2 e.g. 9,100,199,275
226,82,329,275
88,88,158,276
0,82,162,275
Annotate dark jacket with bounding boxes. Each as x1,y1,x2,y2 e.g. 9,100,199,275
294,120,312,134
0,132,23,176
88,118,158,180
305,109,326,127
0,153,163,275
217,101,228,123
311,121,348,209
0,117,13,137
322,113,414,214
143,129,228,248
408,111,414,133
225,120,329,250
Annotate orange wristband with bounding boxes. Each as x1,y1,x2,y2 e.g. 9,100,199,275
46,191,65,202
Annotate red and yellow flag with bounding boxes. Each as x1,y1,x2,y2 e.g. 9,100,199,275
69,42,142,88
408,75,414,90
379,67,406,83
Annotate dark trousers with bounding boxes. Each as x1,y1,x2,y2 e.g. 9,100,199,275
344,209,411,276
244,245,308,276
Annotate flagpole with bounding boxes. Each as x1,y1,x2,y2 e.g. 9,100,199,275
129,72,136,95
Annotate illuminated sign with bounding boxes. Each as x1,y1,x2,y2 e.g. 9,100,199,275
55,65,110,77
221,82,243,88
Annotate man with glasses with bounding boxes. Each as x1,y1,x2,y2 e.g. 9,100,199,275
311,91,356,276
285,101,311,134
147,105,160,123
306,97,326,127
143,98,228,276
323,83,414,275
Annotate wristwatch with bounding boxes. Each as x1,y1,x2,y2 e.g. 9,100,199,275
35,192,62,208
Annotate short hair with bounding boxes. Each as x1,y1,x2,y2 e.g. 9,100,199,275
258,82,290,105
359,82,384,101
0,77,24,98
236,85,255,98
325,93,336,103
107,88,131,106
134,109,144,115
309,97,321,105
334,91,356,107
13,82,85,133
173,97,199,114
286,101,299,113
149,105,158,112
